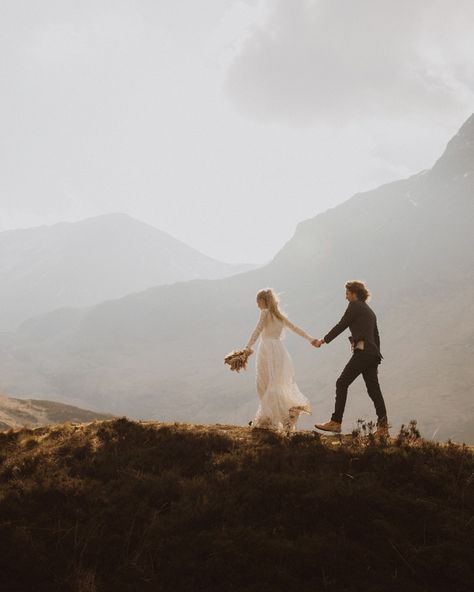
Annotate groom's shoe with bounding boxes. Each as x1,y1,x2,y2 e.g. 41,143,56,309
314,420,342,434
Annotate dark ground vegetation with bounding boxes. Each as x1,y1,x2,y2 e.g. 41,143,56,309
0,417,473,592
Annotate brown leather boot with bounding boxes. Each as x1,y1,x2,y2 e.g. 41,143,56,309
314,420,342,433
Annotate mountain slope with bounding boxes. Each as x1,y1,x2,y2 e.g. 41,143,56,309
0,418,473,592
0,213,254,331
0,394,114,430
0,115,473,441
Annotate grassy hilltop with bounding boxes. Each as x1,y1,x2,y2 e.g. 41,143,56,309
0,418,473,592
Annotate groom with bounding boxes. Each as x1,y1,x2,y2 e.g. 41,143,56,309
312,281,389,437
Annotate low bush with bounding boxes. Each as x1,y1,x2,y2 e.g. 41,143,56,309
0,417,472,592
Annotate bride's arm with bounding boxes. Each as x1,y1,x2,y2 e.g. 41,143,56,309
245,309,268,349
284,317,315,342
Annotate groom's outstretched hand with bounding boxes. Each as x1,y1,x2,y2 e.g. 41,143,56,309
311,339,325,348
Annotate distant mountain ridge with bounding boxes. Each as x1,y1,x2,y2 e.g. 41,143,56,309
0,114,473,442
0,213,255,331
0,394,114,430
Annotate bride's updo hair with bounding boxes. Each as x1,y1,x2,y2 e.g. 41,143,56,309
256,288,286,321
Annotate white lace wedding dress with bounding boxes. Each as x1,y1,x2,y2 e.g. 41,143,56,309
246,309,314,432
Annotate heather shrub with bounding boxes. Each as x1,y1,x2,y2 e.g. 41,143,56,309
0,418,472,592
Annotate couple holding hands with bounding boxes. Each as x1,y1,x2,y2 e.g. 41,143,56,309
244,281,389,437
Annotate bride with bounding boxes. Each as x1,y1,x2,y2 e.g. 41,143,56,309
245,288,314,432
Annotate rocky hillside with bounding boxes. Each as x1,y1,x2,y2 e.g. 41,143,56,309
0,417,472,591
0,394,114,430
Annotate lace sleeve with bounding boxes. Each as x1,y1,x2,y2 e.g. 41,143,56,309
246,310,268,348
284,317,314,342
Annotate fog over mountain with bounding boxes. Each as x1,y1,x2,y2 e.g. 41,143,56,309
1,1,473,265
0,114,473,442
0,213,254,331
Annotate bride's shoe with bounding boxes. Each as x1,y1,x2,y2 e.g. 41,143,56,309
314,420,342,433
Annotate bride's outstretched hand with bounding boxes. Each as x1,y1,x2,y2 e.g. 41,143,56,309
311,339,324,348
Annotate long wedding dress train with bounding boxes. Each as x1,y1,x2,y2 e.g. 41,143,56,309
246,309,314,432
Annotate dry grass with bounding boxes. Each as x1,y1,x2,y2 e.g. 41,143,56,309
0,417,473,592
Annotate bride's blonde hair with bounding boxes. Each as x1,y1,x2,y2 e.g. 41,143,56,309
256,288,286,321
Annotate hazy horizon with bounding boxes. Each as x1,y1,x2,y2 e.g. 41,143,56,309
1,0,473,263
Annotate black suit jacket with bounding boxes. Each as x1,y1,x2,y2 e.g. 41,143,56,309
324,300,382,360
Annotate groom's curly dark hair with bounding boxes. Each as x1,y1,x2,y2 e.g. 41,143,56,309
345,280,370,301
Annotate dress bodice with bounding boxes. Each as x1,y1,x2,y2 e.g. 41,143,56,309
246,309,314,348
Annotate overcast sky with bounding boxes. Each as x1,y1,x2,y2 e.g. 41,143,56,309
0,0,473,263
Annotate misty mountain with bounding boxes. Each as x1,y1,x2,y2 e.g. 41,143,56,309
0,394,114,430
0,115,473,442
0,213,255,331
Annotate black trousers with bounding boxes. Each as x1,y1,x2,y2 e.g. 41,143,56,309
331,350,387,425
